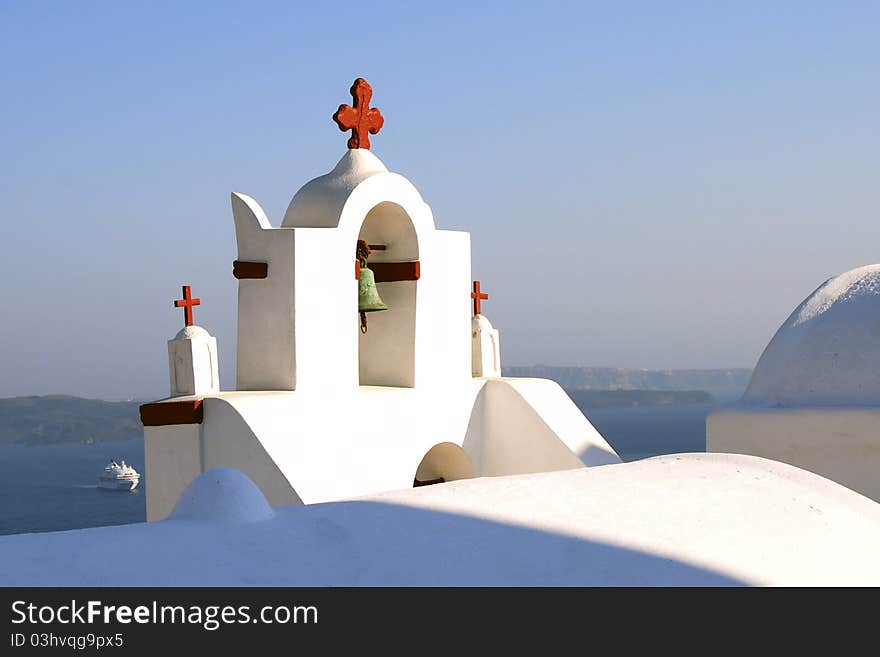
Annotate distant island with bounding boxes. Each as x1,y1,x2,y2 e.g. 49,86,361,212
0,396,141,446
565,389,714,409
504,366,751,401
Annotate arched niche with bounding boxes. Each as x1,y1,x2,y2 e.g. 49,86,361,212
357,201,419,262
357,202,419,387
413,442,475,487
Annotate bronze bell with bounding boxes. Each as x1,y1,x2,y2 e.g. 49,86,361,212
358,260,387,333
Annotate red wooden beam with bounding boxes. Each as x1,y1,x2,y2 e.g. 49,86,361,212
140,399,204,426
371,261,420,283
233,261,268,279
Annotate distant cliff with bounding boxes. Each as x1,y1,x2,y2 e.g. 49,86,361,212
566,389,714,409
0,396,141,446
503,366,751,400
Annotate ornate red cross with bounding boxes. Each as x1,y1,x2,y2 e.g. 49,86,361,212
332,78,384,150
471,280,489,316
173,285,201,327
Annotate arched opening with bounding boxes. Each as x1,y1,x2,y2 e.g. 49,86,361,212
413,443,475,487
357,202,419,387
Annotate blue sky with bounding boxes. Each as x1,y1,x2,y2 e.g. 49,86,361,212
1,1,878,399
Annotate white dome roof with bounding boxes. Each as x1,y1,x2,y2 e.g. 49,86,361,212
472,314,495,332
281,149,388,228
174,325,212,341
744,264,880,406
170,468,274,524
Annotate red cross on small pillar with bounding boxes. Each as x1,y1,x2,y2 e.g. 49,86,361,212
332,78,384,150
173,285,201,328
471,280,489,316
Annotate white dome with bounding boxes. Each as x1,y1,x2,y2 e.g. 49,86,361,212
170,468,274,524
744,264,880,406
282,149,388,228
174,325,212,341
472,314,495,332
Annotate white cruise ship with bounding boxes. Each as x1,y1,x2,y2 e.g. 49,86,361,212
98,461,141,491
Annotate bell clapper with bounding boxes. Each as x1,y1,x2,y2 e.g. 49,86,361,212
360,310,368,334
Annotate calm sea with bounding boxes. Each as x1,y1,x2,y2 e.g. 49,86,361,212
0,439,145,536
587,403,714,462
0,403,716,536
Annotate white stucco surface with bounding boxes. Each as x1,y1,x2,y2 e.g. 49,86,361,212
144,424,201,522
744,264,880,405
167,324,219,397
472,313,501,377
3,454,880,586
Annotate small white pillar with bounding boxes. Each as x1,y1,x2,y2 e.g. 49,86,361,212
167,325,220,396
472,314,502,378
